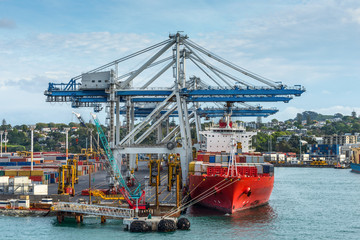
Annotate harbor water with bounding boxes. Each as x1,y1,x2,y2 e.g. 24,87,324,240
1,167,360,239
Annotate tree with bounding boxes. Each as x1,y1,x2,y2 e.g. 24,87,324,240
2,119,6,126
296,113,302,124
306,115,312,125
352,110,357,118
271,119,279,125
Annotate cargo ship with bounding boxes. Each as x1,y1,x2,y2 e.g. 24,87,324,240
350,147,360,173
188,115,274,213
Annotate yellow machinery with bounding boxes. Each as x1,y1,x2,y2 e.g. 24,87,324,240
80,148,99,160
90,189,124,204
148,158,161,187
67,158,79,184
167,154,181,192
148,158,161,208
16,151,31,157
58,164,76,196
310,160,328,166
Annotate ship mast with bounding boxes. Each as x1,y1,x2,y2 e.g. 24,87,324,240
227,136,238,177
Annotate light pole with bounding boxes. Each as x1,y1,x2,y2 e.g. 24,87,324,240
0,131,3,157
299,135,302,163
29,125,36,171
89,129,93,153
4,131,7,153
64,128,70,161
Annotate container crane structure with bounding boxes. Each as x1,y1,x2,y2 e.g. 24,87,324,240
44,33,305,185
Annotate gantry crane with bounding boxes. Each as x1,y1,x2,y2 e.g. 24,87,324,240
45,32,305,185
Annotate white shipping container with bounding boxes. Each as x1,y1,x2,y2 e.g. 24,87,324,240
215,155,222,163
26,157,44,162
194,161,203,172
256,165,263,174
33,184,48,195
10,177,31,184
43,156,57,161
0,176,9,184
221,155,228,162
18,199,30,208
246,156,253,163
201,164,208,173
0,158,9,162
0,201,9,208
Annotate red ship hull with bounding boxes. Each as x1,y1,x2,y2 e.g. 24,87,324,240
189,174,274,213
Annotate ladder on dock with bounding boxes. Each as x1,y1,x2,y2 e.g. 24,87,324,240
53,202,134,218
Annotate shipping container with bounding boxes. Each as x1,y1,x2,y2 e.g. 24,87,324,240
189,162,195,172
194,162,203,172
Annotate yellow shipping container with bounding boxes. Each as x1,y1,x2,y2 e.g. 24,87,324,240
77,171,82,176
189,161,196,173
5,170,18,176
18,171,31,176
30,170,44,176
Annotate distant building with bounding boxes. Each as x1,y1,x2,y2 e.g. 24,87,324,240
323,135,357,145
328,118,342,123
276,136,292,143
41,128,51,133
313,137,324,144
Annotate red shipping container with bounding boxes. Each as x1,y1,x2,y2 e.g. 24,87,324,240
10,158,27,162
197,154,204,161
203,155,210,162
29,176,42,182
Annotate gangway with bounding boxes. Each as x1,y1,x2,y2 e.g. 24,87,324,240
53,202,134,218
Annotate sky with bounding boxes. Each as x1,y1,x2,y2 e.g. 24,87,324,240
0,0,360,125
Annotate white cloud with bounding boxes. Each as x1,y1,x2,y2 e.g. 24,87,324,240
346,8,360,24
321,90,331,95
313,106,360,116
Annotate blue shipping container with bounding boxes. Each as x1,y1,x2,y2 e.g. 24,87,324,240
209,155,216,163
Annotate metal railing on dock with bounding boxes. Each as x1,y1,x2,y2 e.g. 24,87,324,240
53,202,134,218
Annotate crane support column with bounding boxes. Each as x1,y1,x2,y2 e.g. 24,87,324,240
108,70,116,148
116,97,120,145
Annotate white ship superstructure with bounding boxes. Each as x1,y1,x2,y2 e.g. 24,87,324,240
200,115,256,153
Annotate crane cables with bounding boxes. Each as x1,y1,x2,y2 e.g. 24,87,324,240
70,39,175,81
163,177,240,218
183,39,280,88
